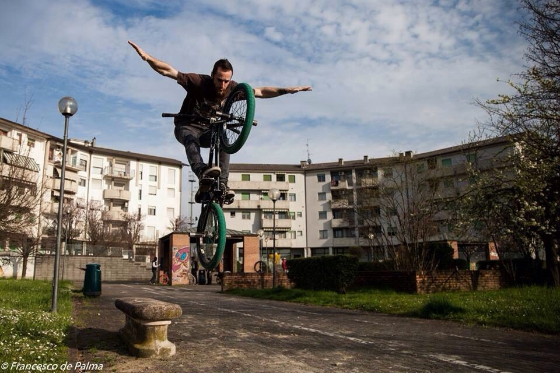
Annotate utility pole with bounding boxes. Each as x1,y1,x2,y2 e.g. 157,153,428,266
188,172,196,228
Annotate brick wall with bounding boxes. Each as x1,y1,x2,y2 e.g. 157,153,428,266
222,273,294,291
34,255,152,282
354,270,510,294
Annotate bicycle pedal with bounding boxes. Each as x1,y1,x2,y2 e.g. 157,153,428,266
198,178,214,192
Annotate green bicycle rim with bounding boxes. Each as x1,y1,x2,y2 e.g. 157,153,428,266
196,202,226,270
221,82,255,154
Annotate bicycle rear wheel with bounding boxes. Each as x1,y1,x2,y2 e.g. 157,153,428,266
196,202,226,270
221,82,255,154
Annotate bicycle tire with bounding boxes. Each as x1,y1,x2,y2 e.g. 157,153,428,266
254,260,266,274
221,82,255,154
196,202,226,270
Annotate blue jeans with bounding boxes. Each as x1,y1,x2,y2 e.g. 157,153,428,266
174,125,230,184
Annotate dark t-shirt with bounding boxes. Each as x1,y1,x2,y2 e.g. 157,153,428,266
175,72,238,128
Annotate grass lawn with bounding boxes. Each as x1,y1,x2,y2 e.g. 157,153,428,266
227,285,560,334
0,278,73,365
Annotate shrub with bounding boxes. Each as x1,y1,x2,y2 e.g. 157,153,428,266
357,260,396,271
287,255,358,294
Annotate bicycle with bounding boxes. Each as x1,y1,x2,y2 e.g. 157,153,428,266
187,273,197,285
254,260,268,274
159,271,170,285
163,83,256,271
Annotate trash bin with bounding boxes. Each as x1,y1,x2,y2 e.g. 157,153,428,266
198,270,206,285
83,263,101,296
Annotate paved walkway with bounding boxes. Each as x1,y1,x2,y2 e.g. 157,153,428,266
71,283,560,372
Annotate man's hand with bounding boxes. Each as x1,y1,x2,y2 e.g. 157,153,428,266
284,86,313,94
127,40,178,80
128,40,149,61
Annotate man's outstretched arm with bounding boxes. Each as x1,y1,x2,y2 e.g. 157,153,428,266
253,86,312,98
128,40,178,80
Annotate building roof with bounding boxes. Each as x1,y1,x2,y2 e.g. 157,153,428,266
0,116,184,167
230,136,513,172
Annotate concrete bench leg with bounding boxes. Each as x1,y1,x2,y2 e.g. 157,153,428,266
119,315,176,358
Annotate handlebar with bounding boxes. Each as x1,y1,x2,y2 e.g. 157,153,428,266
162,112,258,126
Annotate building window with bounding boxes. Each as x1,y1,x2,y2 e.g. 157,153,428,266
319,230,328,239
138,207,141,215
383,168,393,178
262,191,269,200
146,226,155,240
387,226,397,236
91,179,102,189
79,178,86,187
148,206,156,216
312,248,329,256
441,158,452,167
289,231,296,239
167,188,175,198
242,192,250,200
319,211,327,220
242,211,251,220
138,186,142,200
242,174,250,181
288,175,296,183
139,164,143,180
290,212,296,220
27,139,35,148
297,231,303,236
263,174,272,181
149,166,157,182
297,212,302,218
443,178,454,189
318,192,326,201
168,169,176,184
263,212,273,220
276,174,285,182
167,208,174,219
149,185,157,195
80,158,87,171
289,193,296,202
230,212,236,218
466,154,477,164
317,174,325,182
416,163,425,173
92,157,103,175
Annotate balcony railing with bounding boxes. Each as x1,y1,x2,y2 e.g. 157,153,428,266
0,136,19,152
103,189,131,201
103,210,126,221
228,180,289,191
103,166,135,180
261,219,292,229
50,178,78,194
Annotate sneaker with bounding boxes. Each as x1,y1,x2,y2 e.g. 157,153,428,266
201,166,221,179
221,182,235,204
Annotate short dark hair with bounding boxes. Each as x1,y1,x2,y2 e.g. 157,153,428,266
211,59,233,77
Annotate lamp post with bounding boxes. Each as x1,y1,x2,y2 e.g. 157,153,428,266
257,228,264,266
51,97,77,313
368,233,374,262
269,188,280,287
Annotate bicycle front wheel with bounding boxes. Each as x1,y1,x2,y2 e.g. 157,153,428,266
196,202,226,270
221,82,255,154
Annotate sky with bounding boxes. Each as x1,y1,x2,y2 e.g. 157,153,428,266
0,1,528,182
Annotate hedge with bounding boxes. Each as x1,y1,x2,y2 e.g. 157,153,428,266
286,255,358,294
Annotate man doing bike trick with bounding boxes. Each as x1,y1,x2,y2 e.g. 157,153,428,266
128,40,312,204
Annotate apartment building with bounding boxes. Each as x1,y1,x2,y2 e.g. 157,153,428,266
0,117,183,251
223,164,307,259
226,137,511,261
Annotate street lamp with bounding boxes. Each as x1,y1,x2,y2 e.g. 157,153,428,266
269,188,280,287
368,233,374,262
51,97,77,313
257,228,264,266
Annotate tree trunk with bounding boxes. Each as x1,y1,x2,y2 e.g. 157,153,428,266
543,234,559,287
21,254,28,279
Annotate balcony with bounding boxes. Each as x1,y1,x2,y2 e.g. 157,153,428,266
50,177,78,194
330,199,352,209
103,189,131,201
330,179,350,189
261,218,292,229
228,180,289,191
53,156,85,172
103,210,126,221
332,219,354,228
0,136,19,152
333,237,357,246
269,238,293,248
103,166,135,180
259,199,290,210
357,178,379,188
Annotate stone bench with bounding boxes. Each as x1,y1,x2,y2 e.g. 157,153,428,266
115,297,182,358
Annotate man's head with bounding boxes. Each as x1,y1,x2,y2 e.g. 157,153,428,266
211,59,233,97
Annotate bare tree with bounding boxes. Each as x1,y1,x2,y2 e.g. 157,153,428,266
120,212,145,254
169,215,190,232
85,200,106,246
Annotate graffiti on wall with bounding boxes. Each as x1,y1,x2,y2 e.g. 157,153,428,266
171,246,190,285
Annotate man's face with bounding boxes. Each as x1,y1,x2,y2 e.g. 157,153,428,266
212,67,232,97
